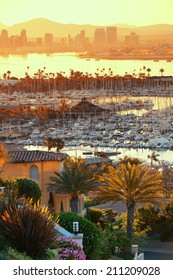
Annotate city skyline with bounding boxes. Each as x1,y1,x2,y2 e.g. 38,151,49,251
1,0,173,26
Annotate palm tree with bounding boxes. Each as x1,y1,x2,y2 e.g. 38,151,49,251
48,157,97,213
7,70,11,79
53,137,65,152
159,68,164,76
95,162,164,240
118,155,142,166
44,136,65,152
147,152,160,165
44,136,55,151
146,68,151,77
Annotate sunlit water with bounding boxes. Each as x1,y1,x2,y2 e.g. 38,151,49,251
26,144,173,165
0,52,173,78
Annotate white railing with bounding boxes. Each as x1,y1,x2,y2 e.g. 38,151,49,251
55,224,83,247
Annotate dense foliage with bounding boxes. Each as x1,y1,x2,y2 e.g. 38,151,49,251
58,212,101,259
5,177,41,203
0,194,57,259
49,157,97,213
95,162,164,240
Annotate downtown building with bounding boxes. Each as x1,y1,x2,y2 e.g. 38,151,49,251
94,26,117,49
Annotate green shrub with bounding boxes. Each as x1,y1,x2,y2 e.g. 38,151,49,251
85,207,103,223
6,178,41,203
58,212,101,259
134,204,164,235
97,229,116,259
84,197,98,208
0,194,57,259
5,247,33,260
39,249,57,260
159,200,173,241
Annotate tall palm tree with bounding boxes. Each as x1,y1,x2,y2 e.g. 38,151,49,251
146,68,151,77
96,163,164,240
159,68,164,76
147,152,160,165
48,157,97,213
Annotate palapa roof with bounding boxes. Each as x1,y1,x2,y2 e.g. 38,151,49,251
8,150,68,163
70,97,108,114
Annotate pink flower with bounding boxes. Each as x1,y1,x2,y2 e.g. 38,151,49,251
56,237,86,260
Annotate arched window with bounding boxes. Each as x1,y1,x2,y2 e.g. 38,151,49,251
29,165,39,180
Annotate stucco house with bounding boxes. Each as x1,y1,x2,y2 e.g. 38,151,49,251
0,149,83,214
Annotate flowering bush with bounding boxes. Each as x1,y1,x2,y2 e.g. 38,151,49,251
57,237,86,260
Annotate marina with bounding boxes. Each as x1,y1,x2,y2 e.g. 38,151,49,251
2,92,173,165
0,53,173,165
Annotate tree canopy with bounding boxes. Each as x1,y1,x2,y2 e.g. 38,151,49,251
95,162,164,240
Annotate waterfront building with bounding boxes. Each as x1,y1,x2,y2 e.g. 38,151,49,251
36,37,43,46
68,97,111,120
106,26,117,47
0,149,85,214
9,35,20,49
94,28,106,49
125,32,139,47
20,29,27,47
44,33,53,46
0,29,9,48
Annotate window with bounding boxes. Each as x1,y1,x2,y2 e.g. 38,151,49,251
29,165,39,180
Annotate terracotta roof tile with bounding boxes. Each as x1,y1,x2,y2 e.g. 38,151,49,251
8,150,68,163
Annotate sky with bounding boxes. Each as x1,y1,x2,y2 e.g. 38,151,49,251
0,0,173,26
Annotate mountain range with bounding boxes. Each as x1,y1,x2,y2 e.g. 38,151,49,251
0,18,173,40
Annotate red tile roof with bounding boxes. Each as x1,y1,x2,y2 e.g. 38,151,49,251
8,150,68,163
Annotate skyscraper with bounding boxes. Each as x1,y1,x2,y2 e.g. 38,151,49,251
1,29,9,48
20,29,27,47
94,28,106,48
125,32,139,47
44,33,53,46
106,26,117,46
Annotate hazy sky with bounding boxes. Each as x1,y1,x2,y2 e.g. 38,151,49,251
1,0,173,26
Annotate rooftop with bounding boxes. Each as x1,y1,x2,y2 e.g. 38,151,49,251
70,97,109,114
8,150,68,163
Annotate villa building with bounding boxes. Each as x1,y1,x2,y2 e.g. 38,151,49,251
0,149,83,214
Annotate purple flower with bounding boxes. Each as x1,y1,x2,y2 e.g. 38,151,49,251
56,237,86,260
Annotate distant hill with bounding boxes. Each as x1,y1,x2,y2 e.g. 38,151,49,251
0,18,173,40
6,18,100,38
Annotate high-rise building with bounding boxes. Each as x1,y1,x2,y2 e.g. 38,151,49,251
125,32,139,47
36,37,42,47
94,28,106,48
80,30,85,41
10,35,20,49
20,29,27,47
44,33,53,46
74,30,87,50
1,29,9,48
106,26,117,46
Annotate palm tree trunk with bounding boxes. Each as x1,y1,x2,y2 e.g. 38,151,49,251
70,198,79,213
127,202,135,241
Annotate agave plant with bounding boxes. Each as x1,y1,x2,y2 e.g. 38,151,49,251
0,193,57,259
